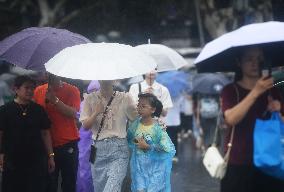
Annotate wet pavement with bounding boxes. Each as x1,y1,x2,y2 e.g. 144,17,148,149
0,136,219,192
171,137,220,192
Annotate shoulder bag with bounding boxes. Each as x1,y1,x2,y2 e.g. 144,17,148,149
89,91,116,164
202,85,239,179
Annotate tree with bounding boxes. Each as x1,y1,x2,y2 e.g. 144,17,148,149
199,0,273,41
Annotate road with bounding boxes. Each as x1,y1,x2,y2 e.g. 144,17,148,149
171,137,220,192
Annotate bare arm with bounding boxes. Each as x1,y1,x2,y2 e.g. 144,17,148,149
41,130,53,156
46,87,80,118
82,111,100,129
124,93,139,122
82,102,104,129
53,99,77,118
224,77,273,126
41,129,55,173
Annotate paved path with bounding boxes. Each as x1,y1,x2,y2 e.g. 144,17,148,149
171,137,220,192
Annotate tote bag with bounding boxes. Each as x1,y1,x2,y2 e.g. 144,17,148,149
254,112,284,180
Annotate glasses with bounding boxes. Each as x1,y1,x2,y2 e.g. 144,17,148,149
137,104,152,109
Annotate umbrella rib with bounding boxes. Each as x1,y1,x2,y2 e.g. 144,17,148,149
2,34,46,69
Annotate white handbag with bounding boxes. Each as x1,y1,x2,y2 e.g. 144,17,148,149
203,144,227,179
202,119,235,179
203,85,239,179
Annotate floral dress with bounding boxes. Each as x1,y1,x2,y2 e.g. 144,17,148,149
127,118,176,192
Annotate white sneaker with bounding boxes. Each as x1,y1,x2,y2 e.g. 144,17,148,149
172,157,179,163
187,130,193,136
182,132,189,139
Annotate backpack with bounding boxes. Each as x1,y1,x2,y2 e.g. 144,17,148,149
199,97,219,119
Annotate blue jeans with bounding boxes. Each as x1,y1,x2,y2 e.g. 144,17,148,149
91,137,129,192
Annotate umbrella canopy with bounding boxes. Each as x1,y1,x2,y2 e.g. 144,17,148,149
0,27,91,71
127,75,144,85
191,73,231,95
135,44,187,72
45,43,157,80
195,21,284,72
156,71,191,98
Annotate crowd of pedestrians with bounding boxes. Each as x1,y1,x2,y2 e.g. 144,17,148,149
0,47,283,192
0,69,205,192
0,58,283,192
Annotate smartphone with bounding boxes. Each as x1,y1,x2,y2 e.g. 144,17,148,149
262,69,270,77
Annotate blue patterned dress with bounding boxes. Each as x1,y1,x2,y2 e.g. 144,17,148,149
127,118,176,192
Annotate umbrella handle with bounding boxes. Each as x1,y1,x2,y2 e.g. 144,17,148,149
45,77,51,103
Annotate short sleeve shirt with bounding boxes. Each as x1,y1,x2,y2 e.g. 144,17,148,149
221,83,283,165
33,83,80,147
0,101,50,166
80,91,138,140
129,80,173,109
164,96,183,126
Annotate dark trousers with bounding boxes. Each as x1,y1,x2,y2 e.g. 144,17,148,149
200,117,217,148
167,126,180,156
180,114,193,132
47,141,79,192
221,164,284,192
2,158,48,192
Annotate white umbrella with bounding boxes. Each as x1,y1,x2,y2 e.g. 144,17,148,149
45,43,157,80
195,21,284,72
127,75,144,85
135,44,187,72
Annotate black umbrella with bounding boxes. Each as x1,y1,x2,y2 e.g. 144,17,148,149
194,22,284,72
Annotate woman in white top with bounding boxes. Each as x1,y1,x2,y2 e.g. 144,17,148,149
80,80,137,192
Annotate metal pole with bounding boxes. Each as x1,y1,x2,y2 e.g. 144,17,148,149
194,0,205,46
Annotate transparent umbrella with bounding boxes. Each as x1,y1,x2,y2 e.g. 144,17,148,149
135,44,187,72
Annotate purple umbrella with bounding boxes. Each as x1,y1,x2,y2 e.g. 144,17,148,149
0,27,91,71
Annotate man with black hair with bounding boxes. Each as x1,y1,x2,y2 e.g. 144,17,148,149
34,74,80,192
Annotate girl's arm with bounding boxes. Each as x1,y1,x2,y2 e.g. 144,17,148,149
141,127,174,153
136,138,150,150
157,130,175,153
136,132,173,153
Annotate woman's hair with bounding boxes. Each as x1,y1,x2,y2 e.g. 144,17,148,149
14,75,36,88
138,92,163,118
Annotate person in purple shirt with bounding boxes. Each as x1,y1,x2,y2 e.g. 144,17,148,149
220,46,284,192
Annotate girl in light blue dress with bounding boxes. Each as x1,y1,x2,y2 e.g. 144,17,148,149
127,93,176,192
